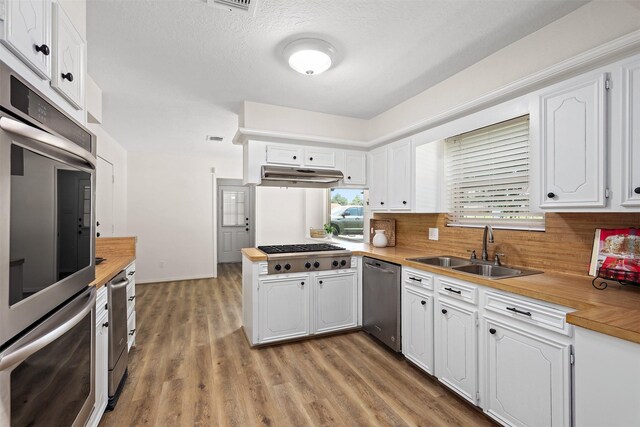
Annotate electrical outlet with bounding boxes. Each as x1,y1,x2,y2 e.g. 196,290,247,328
428,228,439,241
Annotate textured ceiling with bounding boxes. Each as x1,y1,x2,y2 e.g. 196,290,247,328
87,0,587,151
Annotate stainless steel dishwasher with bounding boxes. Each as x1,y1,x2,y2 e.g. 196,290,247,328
107,270,129,409
362,257,401,352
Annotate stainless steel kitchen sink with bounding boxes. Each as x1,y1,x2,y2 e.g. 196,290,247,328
407,256,472,267
405,255,543,279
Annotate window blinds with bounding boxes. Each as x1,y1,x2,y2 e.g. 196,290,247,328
445,115,544,231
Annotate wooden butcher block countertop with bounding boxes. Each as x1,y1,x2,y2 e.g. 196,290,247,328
242,243,640,344
91,237,137,289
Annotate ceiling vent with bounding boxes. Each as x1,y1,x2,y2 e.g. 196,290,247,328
206,135,224,142
206,0,258,15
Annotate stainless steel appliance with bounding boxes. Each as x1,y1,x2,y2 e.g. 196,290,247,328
257,243,352,274
0,287,96,426
0,60,97,348
260,166,344,188
362,257,401,352
0,60,97,427
107,270,129,409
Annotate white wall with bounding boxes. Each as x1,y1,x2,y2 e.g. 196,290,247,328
127,150,242,283
366,0,640,141
89,123,128,236
255,187,326,245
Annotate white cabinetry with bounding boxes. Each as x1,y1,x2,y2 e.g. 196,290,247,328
343,151,366,185
0,0,52,79
368,138,413,211
126,262,136,350
258,274,310,343
622,59,640,206
51,3,84,109
402,268,434,374
435,297,478,404
87,285,108,427
304,148,335,168
484,317,571,427
540,74,607,208
265,144,302,166
314,270,357,334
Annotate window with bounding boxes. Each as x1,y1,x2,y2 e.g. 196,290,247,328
329,188,366,241
444,115,544,231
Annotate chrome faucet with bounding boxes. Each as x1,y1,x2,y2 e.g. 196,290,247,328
482,225,494,261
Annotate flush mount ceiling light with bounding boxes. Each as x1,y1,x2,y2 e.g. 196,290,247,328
283,38,336,76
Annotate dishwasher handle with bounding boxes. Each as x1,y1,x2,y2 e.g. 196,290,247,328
364,263,396,274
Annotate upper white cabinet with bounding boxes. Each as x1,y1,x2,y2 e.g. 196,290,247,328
304,148,335,168
265,144,303,166
51,3,84,109
368,138,413,211
0,0,52,79
343,151,366,185
539,73,607,208
313,270,357,334
622,59,640,207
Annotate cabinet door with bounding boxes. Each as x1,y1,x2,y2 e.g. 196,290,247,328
387,140,412,210
95,313,109,416
51,3,83,109
259,276,309,343
402,287,434,374
485,319,571,427
540,74,607,208
343,151,366,185
622,60,640,206
314,271,357,334
368,147,388,210
436,299,478,404
1,0,52,79
265,145,302,166
304,148,335,168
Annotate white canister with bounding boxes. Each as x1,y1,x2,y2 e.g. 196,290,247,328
372,229,388,247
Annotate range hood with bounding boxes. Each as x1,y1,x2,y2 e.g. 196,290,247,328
260,165,344,188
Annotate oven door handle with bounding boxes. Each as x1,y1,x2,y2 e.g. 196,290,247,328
0,287,96,371
0,116,96,169
109,277,130,290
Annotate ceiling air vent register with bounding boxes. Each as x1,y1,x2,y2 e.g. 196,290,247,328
206,0,258,15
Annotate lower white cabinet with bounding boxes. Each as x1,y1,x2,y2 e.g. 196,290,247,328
259,274,310,343
484,318,572,427
402,286,434,374
87,286,108,427
435,298,479,404
314,271,357,334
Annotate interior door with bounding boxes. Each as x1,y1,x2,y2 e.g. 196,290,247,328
217,182,252,263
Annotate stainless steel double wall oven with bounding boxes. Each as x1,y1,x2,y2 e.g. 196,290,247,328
0,61,97,427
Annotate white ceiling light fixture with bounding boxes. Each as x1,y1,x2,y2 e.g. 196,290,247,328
283,38,336,76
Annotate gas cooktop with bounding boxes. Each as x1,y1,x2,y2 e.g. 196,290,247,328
257,244,346,254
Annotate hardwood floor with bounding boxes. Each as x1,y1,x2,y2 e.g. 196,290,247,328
100,263,495,427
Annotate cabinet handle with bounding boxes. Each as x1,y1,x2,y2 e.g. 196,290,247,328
489,328,496,334
409,277,422,282
506,306,532,316
347,176,351,180
309,157,313,161
129,329,136,336
128,271,136,276
102,322,109,328
421,300,426,305
300,281,305,286
319,280,323,284
441,309,447,314
34,44,50,56
61,72,74,82
547,192,556,198
635,187,640,195
380,201,384,205
293,155,297,160
128,296,136,301
402,201,407,205
444,287,461,295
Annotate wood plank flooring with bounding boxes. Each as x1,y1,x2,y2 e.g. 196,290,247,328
100,263,495,427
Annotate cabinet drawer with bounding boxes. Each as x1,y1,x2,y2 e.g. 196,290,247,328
96,285,108,315
484,290,572,336
438,277,478,305
266,145,302,165
127,311,136,351
403,268,434,291
126,262,136,277
127,281,136,318
304,149,335,168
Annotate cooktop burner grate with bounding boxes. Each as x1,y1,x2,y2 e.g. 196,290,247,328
257,244,346,254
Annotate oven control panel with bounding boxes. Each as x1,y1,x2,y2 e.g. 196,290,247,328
267,256,352,275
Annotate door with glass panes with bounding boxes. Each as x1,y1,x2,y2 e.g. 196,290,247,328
217,180,253,263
